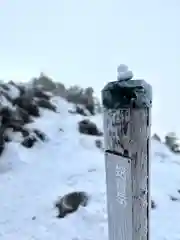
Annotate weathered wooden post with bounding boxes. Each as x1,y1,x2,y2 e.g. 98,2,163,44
102,64,152,240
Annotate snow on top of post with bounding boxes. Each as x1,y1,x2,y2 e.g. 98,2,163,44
117,64,133,81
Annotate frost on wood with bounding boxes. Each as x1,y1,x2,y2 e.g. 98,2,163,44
104,108,150,240
103,108,151,240
102,73,152,240
102,79,152,110
105,152,132,240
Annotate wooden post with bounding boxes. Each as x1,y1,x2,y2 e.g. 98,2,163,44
102,65,152,240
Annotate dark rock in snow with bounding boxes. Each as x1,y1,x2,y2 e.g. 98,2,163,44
18,85,26,96
0,83,10,91
21,136,37,148
55,191,89,218
35,98,56,112
20,128,30,138
68,104,90,116
78,119,103,136
85,103,95,116
151,200,156,209
0,127,5,156
75,105,89,116
8,80,19,88
3,134,11,142
33,129,47,141
33,88,50,100
7,123,30,138
16,107,33,124
152,133,161,142
8,81,25,95
13,96,40,117
8,81,21,97
0,91,13,103
0,107,13,126
95,139,103,149
68,109,77,115
8,81,26,96
0,136,5,156
0,107,23,131
170,195,180,202
165,132,180,154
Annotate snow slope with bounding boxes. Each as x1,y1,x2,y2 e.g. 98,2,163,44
0,97,180,240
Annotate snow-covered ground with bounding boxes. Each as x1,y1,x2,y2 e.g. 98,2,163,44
0,97,180,240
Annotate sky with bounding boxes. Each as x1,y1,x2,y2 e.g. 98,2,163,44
0,0,180,138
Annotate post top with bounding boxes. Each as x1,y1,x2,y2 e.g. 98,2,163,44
102,65,152,109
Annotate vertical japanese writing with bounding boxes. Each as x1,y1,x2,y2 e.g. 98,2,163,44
115,164,127,207
105,109,130,153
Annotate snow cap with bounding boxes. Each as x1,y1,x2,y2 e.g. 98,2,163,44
117,64,133,81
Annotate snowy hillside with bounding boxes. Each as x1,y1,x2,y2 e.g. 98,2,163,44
0,85,180,239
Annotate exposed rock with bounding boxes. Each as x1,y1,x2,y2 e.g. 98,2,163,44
13,96,40,117
8,81,26,96
8,81,21,97
165,132,180,153
170,195,180,201
84,87,95,115
33,88,50,100
95,139,103,149
0,83,9,91
16,107,33,124
85,104,94,116
32,73,56,91
76,104,91,116
21,129,30,138
33,129,47,142
55,191,89,218
0,127,5,156
68,104,90,116
8,80,19,88
53,82,67,98
151,200,156,209
0,108,23,133
0,91,13,103
7,123,30,137
78,119,103,136
0,107,14,126
66,85,95,115
18,85,26,96
152,133,161,142
21,136,37,148
3,134,11,142
35,99,56,112
68,109,77,115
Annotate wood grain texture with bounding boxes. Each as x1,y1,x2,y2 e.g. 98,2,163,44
103,107,151,240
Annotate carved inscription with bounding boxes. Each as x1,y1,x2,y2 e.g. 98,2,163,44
104,109,131,154
115,164,127,206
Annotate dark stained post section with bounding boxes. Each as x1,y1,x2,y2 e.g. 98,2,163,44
102,65,152,240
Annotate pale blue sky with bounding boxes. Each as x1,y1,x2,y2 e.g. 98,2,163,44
0,0,180,138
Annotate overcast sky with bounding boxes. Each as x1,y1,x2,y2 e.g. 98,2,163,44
0,0,179,137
